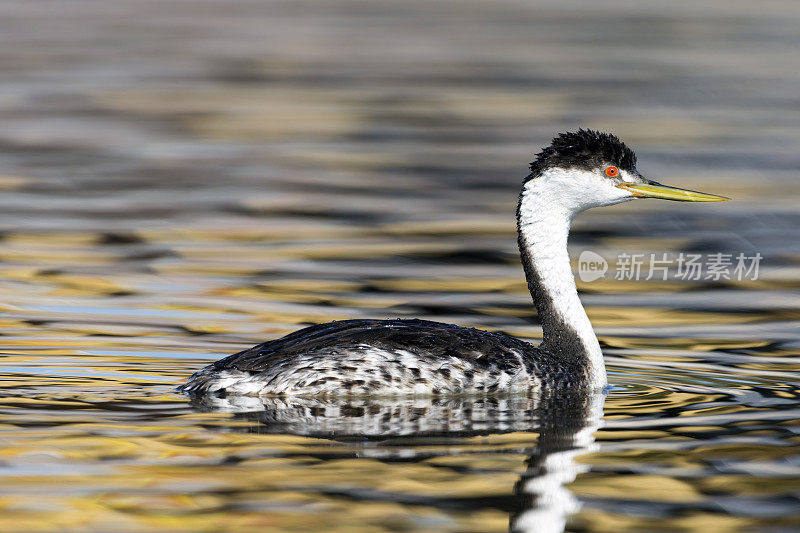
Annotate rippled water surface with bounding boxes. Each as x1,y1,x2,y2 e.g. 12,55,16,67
0,1,799,531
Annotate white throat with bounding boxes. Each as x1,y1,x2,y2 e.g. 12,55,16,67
517,169,607,387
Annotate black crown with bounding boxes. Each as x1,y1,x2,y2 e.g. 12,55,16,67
527,129,637,179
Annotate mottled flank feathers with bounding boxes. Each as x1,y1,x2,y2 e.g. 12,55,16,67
527,129,637,180
178,319,590,397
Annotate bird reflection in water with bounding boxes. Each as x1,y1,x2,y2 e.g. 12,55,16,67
509,392,604,533
191,391,604,533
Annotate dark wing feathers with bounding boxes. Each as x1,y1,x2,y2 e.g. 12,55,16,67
210,318,541,373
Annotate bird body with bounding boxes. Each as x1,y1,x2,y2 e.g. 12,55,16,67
180,318,590,396
179,130,727,397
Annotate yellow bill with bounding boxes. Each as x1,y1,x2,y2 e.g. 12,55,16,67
617,182,729,202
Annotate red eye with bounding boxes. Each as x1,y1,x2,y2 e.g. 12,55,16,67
605,166,619,177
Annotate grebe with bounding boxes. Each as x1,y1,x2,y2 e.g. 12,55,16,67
179,130,727,397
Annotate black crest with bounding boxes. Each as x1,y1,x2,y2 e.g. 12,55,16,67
527,129,637,180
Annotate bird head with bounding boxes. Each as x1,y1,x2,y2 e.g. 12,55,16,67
524,130,728,214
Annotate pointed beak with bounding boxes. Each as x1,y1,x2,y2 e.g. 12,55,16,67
617,181,729,202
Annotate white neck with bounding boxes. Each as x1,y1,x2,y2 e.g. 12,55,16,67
517,170,606,387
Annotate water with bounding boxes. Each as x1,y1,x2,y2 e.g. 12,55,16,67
0,0,798,531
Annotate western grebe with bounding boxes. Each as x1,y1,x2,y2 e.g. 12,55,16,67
179,130,727,397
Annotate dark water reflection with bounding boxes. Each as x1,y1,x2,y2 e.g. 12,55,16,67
192,391,605,533
0,0,799,531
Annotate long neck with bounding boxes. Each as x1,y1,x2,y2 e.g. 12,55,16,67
516,176,606,386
